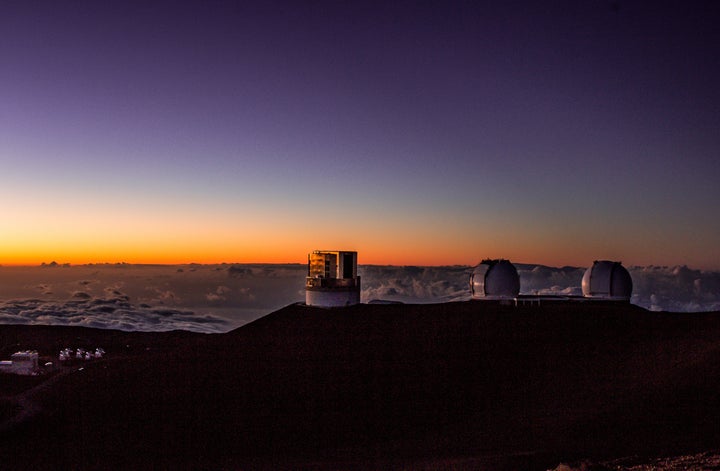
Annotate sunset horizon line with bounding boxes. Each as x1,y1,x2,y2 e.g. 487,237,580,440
1,259,717,272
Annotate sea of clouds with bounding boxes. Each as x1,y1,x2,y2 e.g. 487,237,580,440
0,263,718,333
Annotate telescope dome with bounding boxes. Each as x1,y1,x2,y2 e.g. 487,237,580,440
582,260,632,301
470,259,520,299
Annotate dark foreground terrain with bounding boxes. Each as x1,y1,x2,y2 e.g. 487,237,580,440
2,301,720,470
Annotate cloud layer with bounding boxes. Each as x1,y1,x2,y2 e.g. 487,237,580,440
0,263,718,333
0,297,229,333
360,264,720,313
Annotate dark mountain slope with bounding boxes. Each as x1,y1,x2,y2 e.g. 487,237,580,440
1,301,720,469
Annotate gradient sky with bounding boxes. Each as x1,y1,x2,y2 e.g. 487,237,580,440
1,1,719,268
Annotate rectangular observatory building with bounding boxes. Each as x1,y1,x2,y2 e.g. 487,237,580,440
305,250,361,307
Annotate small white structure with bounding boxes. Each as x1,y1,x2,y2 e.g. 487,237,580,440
582,260,633,301
305,250,361,307
59,347,105,362
59,348,74,362
470,259,520,300
0,351,39,375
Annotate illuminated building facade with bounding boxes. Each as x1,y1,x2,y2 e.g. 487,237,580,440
305,250,361,307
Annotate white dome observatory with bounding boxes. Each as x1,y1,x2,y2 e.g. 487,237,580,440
582,260,633,301
470,259,520,300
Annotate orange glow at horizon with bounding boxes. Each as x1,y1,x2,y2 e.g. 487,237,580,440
0,231,659,269
1,247,715,269
2,204,717,269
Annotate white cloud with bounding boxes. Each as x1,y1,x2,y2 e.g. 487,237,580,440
206,286,232,302
0,263,718,333
0,297,230,333
628,265,720,312
359,264,720,313
360,265,471,303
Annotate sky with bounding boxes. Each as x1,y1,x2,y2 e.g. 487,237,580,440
1,1,719,268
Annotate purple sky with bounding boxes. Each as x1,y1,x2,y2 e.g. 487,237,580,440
1,1,719,268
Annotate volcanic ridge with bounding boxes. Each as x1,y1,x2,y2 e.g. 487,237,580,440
1,301,720,470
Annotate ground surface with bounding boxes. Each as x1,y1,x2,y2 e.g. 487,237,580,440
1,301,720,470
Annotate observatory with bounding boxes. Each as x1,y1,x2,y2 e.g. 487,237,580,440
0,351,39,375
582,260,633,301
305,250,361,307
470,259,520,300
